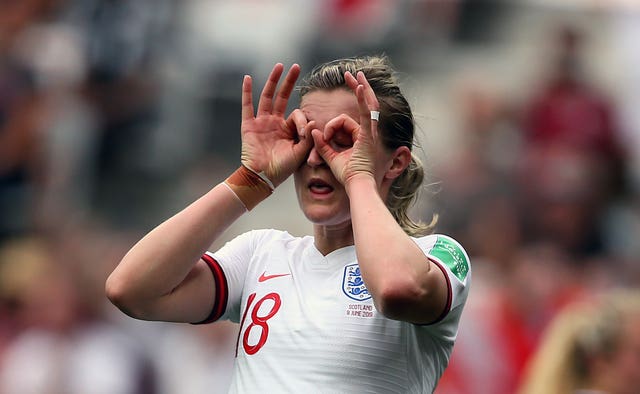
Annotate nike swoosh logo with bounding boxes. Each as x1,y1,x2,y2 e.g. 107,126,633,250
258,271,291,282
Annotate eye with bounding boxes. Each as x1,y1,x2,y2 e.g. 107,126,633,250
330,129,353,151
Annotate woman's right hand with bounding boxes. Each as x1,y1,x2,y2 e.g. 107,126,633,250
240,63,314,188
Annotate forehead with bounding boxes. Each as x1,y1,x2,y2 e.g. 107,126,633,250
300,89,359,125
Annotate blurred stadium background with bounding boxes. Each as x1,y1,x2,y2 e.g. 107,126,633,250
1,0,639,393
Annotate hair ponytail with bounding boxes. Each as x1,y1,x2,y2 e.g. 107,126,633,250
387,154,436,236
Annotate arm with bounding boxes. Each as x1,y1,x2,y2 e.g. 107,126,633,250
105,184,246,323
311,71,449,324
346,176,449,324
106,63,313,323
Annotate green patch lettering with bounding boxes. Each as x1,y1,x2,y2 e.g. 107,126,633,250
429,236,470,281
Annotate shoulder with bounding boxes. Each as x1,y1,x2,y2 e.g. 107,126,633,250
413,233,471,284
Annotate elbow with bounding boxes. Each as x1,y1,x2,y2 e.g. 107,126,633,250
372,279,428,321
372,273,449,324
105,273,127,309
105,272,142,319
105,273,123,306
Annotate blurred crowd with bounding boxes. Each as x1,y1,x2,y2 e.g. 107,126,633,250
1,1,639,393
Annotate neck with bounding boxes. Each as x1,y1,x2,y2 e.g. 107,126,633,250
313,222,354,256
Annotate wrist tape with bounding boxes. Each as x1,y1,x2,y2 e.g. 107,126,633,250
224,165,273,210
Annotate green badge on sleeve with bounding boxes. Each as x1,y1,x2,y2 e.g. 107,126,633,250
429,236,470,281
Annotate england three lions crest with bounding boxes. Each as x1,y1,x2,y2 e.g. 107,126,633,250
342,263,371,301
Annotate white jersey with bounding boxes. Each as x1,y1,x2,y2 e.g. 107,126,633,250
200,229,471,394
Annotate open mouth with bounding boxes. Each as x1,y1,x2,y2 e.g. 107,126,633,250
308,178,334,195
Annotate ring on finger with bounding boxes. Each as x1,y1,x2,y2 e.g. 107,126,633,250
370,110,380,121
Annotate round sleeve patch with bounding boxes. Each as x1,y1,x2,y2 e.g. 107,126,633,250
428,236,470,281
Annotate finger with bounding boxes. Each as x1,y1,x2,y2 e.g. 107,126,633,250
241,75,254,121
257,63,285,115
286,109,309,140
355,84,374,138
292,125,314,161
324,114,360,141
311,128,337,162
304,120,316,139
344,71,359,91
273,64,301,116
356,71,380,110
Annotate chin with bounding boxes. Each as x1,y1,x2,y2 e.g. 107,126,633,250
299,202,351,227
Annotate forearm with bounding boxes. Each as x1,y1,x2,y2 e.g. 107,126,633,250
347,176,429,285
346,176,445,322
106,182,246,312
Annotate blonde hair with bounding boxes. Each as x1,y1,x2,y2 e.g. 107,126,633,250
518,289,640,394
299,55,435,236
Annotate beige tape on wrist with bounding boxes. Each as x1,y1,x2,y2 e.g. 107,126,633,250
224,165,273,210
244,165,275,191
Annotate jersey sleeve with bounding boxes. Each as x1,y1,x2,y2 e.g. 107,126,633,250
414,234,472,338
197,230,266,324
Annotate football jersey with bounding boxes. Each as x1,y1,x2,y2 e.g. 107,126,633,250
200,229,471,393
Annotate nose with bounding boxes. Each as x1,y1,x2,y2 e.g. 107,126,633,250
307,145,325,167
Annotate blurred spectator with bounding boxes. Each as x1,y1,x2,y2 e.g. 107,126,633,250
435,19,634,394
522,26,625,182
0,0,54,240
13,8,97,230
308,0,407,65
0,232,156,394
518,145,608,258
431,72,523,270
153,322,237,394
519,26,628,258
65,0,174,230
435,242,587,394
613,8,640,191
517,288,640,394
1,0,175,234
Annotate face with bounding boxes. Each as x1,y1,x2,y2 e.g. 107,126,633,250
294,89,358,227
294,89,398,228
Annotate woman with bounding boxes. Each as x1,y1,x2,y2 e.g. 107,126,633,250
106,55,471,393
518,289,640,394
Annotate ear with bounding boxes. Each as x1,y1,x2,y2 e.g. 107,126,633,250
384,146,412,180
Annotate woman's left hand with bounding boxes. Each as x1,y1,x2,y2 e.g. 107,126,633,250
310,71,381,185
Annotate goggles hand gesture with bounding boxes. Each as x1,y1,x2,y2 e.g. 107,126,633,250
311,71,380,185
240,63,314,188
